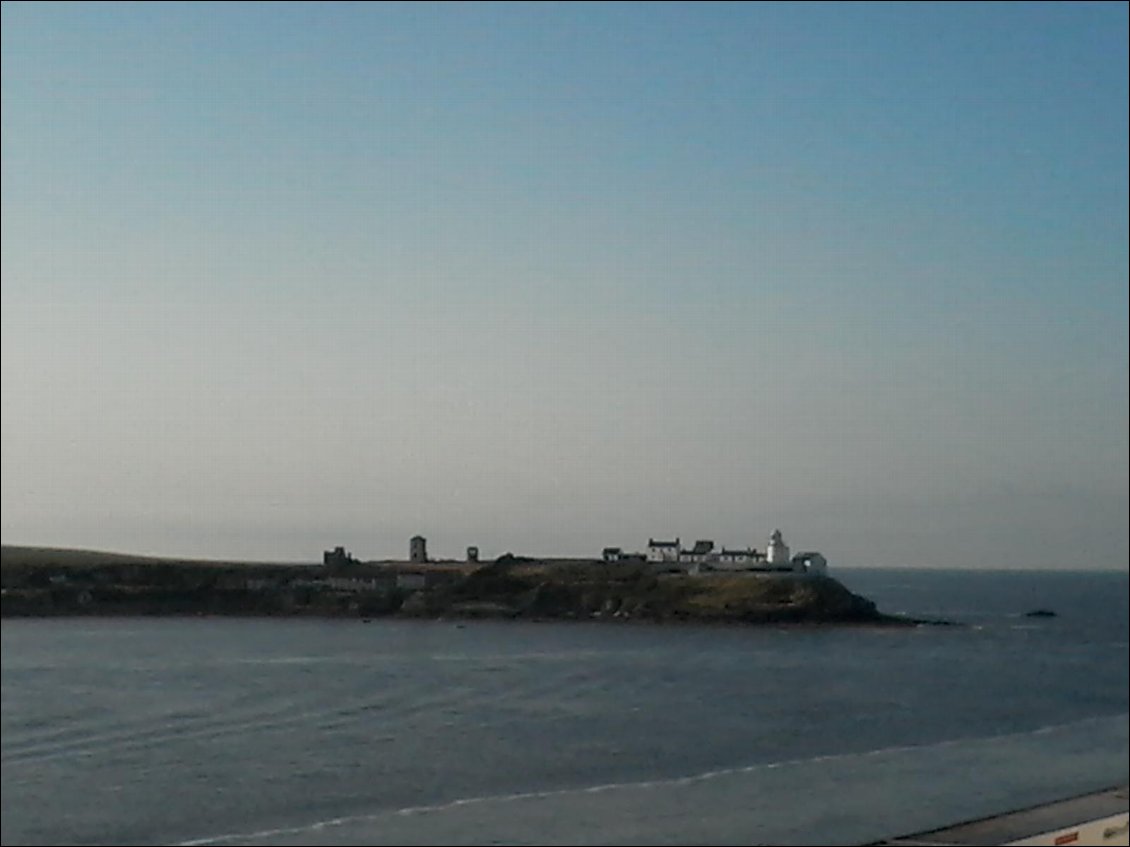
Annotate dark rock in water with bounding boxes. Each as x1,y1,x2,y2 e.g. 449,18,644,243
1025,608,1057,618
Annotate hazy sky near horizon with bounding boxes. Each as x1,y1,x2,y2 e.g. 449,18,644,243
2,2,1127,569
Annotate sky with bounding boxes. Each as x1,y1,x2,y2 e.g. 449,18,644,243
1,1,1127,569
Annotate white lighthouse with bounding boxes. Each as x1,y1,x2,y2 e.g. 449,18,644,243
767,529,790,566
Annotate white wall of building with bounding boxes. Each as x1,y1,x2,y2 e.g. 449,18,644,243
640,532,827,576
647,540,682,562
767,530,790,565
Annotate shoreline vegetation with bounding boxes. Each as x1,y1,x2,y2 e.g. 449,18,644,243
0,545,946,627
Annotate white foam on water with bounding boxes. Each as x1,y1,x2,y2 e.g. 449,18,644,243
174,713,1128,846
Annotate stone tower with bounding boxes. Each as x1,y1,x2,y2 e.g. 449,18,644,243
409,535,428,564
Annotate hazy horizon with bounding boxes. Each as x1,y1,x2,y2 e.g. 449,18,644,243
2,2,1127,570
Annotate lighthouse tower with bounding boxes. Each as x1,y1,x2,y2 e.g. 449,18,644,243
767,529,790,566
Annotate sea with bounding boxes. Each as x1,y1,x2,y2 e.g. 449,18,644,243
2,568,1127,846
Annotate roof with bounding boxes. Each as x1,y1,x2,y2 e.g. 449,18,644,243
689,540,714,554
648,539,680,548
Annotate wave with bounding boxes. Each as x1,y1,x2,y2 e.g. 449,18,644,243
175,712,1129,846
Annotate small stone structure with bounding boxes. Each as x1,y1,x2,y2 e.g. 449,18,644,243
323,546,356,568
791,551,827,575
466,546,479,563
409,535,428,564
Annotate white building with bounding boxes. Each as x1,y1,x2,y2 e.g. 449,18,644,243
637,529,827,576
704,549,763,574
718,548,762,565
681,540,715,563
766,529,791,566
647,538,682,563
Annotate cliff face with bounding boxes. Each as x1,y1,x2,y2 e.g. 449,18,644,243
399,560,896,625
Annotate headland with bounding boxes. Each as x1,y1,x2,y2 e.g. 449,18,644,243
0,543,931,626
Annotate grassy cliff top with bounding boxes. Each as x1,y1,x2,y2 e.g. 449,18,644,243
0,545,309,571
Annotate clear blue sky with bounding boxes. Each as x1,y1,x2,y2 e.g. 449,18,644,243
2,1,1127,568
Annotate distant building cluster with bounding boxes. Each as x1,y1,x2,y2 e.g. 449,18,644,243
603,530,827,576
323,531,827,578
323,536,481,569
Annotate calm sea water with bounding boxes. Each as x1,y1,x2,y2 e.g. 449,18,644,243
2,568,1127,846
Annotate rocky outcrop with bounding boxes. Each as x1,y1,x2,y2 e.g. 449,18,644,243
398,560,906,626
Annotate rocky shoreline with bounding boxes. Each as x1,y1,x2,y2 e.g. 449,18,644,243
396,559,911,626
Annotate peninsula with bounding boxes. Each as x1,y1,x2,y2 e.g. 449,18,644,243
0,541,916,626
